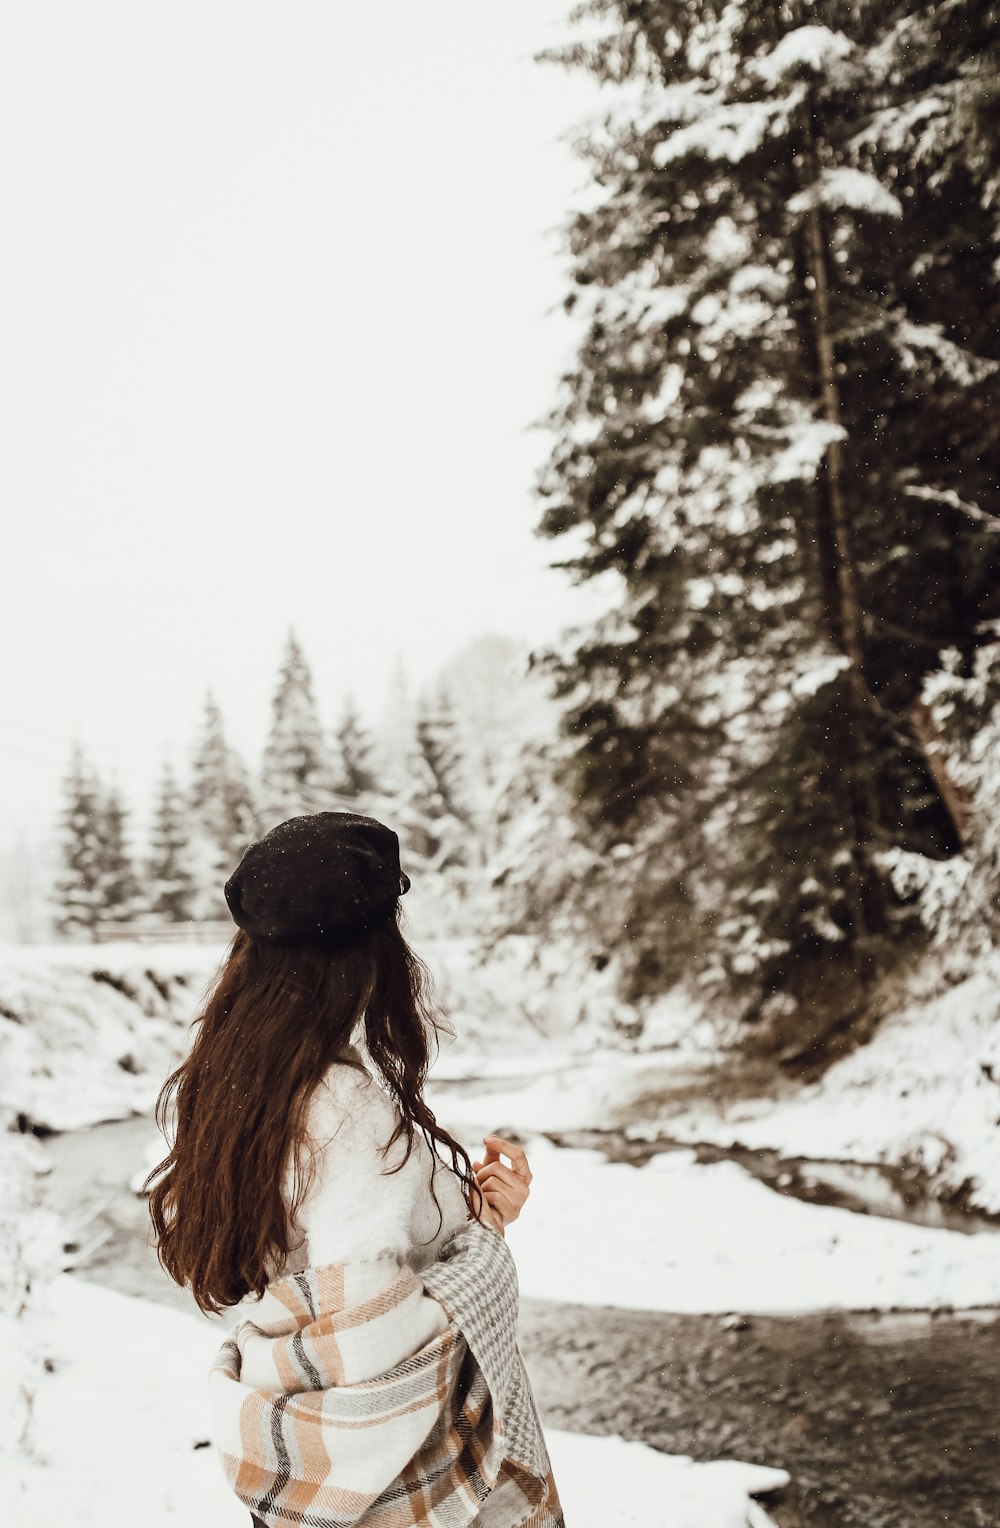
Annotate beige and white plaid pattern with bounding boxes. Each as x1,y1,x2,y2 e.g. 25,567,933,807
208,1217,565,1528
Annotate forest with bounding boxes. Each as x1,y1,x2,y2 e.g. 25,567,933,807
57,2,1000,1069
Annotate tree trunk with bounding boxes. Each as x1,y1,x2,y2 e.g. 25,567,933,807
795,118,887,965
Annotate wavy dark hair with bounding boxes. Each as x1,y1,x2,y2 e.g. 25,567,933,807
144,907,487,1315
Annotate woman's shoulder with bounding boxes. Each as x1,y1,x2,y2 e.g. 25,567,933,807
305,1043,402,1155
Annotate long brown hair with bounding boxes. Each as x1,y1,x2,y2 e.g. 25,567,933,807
144,908,487,1315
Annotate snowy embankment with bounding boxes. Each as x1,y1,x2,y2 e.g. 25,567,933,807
657,965,1000,1216
6,936,1000,1318
0,941,224,1131
7,1262,787,1528
0,931,616,1134
428,946,1000,1222
632,961,1000,1219
434,1117,1000,1316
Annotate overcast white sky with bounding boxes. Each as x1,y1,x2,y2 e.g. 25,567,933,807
0,0,608,848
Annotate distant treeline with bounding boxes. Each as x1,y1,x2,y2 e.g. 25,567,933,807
53,630,546,936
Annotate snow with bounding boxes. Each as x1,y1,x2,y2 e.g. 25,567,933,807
904,483,1000,530
790,652,850,700
422,944,1000,1228
0,932,624,1134
751,27,854,88
8,934,1000,1523
691,289,774,343
849,96,946,157
786,168,903,219
728,265,787,300
632,79,714,137
0,941,219,1131
634,965,1000,1219
764,419,847,485
429,1099,1000,1316
653,99,786,167
893,319,999,387
5,1271,787,1527
9,935,1000,1329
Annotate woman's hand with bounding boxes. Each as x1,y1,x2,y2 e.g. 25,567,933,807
471,1134,532,1230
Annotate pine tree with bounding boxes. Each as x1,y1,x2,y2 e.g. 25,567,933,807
260,631,334,829
880,625,1000,980
413,683,474,867
147,757,197,922
332,692,379,798
188,692,260,917
377,655,419,799
53,741,104,937
375,657,447,861
532,2,1000,1029
96,776,141,922
221,742,259,859
416,684,468,812
435,635,551,865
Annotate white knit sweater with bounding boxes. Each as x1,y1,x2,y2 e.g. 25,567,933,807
274,1038,472,1280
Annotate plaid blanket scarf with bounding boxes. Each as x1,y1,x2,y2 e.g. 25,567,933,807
208,1217,565,1528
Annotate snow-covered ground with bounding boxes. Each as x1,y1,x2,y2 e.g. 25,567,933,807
0,940,223,1131
438,1130,1000,1315
7,1268,788,1528
637,964,1000,1218
8,936,1000,1319
0,933,616,1133
431,942,1000,1221
120,1089,1000,1316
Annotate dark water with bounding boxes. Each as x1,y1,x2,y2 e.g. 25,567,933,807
521,1298,1000,1527
36,1113,1000,1526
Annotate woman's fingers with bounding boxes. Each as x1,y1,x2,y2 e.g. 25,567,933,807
475,1170,523,1224
471,1135,531,1228
480,1182,519,1225
470,1185,506,1234
482,1134,532,1185
476,1162,528,1205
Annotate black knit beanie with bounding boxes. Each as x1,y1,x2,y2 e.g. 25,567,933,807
223,811,411,949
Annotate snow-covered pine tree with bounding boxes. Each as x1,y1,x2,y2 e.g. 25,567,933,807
52,741,104,938
147,757,197,922
331,692,379,798
410,682,476,870
374,656,450,862
96,776,141,923
533,2,1000,1034
220,741,259,858
879,625,1000,982
377,655,419,798
417,684,473,820
435,635,555,867
188,692,260,917
259,631,335,831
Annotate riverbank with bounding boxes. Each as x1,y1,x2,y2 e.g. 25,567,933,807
6,936,1000,1225
42,1094,1000,1318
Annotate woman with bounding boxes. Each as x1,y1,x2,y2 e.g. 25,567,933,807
145,810,561,1528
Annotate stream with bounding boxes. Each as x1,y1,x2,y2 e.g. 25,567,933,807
34,1110,1000,1528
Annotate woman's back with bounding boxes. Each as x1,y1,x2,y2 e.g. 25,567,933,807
274,1036,471,1281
